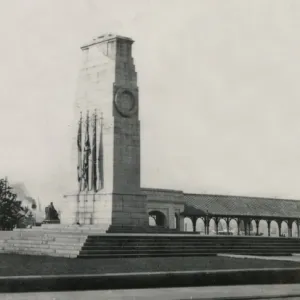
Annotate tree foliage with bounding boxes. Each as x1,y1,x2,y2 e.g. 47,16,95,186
0,178,27,230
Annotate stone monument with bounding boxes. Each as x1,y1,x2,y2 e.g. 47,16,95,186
63,34,148,232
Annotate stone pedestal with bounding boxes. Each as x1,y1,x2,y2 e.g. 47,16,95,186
63,191,148,231
42,220,60,224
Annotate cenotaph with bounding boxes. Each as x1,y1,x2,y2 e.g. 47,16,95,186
63,34,148,232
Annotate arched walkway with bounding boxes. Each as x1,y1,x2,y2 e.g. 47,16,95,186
149,216,156,226
239,220,246,235
184,217,193,232
174,213,179,230
196,218,205,233
292,221,298,237
270,220,279,237
218,218,227,233
251,220,257,235
148,210,167,227
259,220,268,236
281,221,288,237
229,219,238,235
209,218,217,235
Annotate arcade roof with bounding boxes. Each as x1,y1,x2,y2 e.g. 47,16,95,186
184,193,300,219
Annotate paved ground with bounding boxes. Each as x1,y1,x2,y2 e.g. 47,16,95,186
2,284,300,299
219,253,300,262
1,254,300,276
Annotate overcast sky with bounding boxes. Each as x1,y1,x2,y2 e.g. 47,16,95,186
1,0,300,207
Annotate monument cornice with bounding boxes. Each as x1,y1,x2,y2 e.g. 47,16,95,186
81,34,134,50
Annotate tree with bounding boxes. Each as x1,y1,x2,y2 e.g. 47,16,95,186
0,178,26,230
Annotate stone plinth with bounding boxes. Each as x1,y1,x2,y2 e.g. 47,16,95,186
63,191,148,231
42,220,60,224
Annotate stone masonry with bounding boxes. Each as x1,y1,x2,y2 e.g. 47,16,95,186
63,34,148,231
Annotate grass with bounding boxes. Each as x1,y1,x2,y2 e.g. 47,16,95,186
0,254,299,276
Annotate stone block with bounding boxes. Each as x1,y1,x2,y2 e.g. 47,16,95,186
55,249,80,255
69,254,78,258
48,244,81,250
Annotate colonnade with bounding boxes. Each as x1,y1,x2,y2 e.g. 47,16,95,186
183,215,300,238
148,210,300,238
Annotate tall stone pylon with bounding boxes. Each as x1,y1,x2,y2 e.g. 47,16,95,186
64,34,148,232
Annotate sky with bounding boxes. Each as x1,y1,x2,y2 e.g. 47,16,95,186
1,0,300,208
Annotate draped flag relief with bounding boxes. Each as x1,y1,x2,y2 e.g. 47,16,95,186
91,111,97,192
77,113,82,190
98,113,104,190
83,111,91,191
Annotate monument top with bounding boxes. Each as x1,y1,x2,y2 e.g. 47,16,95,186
81,33,134,49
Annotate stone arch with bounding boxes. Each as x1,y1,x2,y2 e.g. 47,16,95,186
281,221,288,237
270,220,279,237
149,215,156,226
249,220,256,235
259,220,268,236
292,221,298,237
229,219,238,235
196,218,205,233
218,218,227,233
184,217,193,232
148,210,167,227
174,213,179,230
209,218,217,235
239,220,246,235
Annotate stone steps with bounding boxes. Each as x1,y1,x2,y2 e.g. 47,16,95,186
83,240,300,244
0,228,88,258
3,229,300,259
2,242,82,250
82,244,300,249
84,235,279,238
78,253,217,258
2,246,80,258
78,252,293,258
79,248,300,254
83,236,300,241
5,238,86,244
2,247,79,258
78,235,300,258
82,242,300,248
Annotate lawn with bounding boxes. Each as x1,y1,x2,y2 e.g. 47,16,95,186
0,254,299,276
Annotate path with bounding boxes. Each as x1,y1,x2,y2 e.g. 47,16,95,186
2,284,300,299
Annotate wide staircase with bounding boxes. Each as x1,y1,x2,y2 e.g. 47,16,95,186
78,235,300,258
1,226,300,258
0,225,106,258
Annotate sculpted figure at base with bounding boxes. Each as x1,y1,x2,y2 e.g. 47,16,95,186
43,202,60,224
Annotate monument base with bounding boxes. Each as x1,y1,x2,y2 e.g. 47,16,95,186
42,220,60,224
62,191,148,231
107,224,182,234
107,224,150,233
